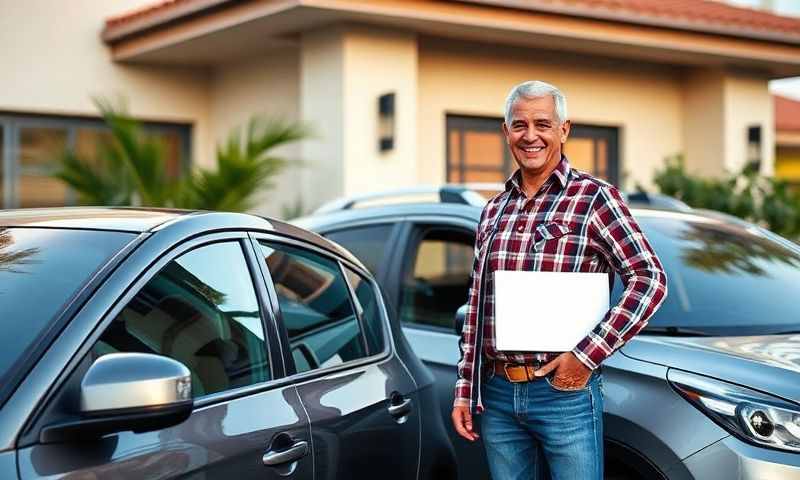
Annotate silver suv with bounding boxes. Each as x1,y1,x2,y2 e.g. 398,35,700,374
299,188,800,480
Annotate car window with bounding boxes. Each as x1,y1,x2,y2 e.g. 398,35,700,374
0,227,136,407
401,227,474,329
615,216,800,335
324,224,393,275
258,242,369,373
91,241,270,398
344,266,386,355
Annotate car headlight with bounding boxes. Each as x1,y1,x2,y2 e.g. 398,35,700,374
669,369,800,453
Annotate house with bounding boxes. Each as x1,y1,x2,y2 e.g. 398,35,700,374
2,0,800,216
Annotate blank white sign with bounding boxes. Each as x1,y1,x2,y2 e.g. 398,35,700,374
493,271,609,352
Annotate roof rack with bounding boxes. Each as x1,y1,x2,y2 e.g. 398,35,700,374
625,191,692,212
313,184,501,214
313,184,691,214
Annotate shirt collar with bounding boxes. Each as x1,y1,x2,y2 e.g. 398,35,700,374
504,155,571,195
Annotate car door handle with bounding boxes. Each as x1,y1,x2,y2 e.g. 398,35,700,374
262,440,309,466
388,397,412,417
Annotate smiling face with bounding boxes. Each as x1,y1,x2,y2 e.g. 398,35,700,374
502,95,571,179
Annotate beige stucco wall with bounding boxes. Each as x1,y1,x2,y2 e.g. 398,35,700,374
210,50,303,217
299,25,420,211
0,0,213,168
417,38,685,190
342,27,419,197
724,75,775,176
682,69,727,177
300,28,347,212
683,69,775,178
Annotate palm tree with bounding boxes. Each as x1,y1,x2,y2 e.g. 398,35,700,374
182,116,308,211
55,97,309,212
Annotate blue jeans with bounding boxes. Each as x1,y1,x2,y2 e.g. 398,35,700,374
481,369,604,480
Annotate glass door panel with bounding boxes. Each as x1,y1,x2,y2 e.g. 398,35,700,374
19,127,69,207
463,131,504,167
569,124,619,185
75,127,115,169
154,130,184,179
564,137,594,173
463,169,506,183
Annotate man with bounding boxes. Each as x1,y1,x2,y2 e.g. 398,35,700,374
451,80,668,479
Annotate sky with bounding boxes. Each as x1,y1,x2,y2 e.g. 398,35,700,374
772,78,800,101
724,0,800,100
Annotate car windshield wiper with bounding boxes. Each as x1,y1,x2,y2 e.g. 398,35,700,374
640,326,711,337
773,330,800,336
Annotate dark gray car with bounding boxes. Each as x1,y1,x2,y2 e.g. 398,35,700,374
298,195,800,480
0,208,456,479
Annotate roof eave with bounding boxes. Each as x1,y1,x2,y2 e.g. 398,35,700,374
103,0,800,47
100,0,800,77
102,0,239,44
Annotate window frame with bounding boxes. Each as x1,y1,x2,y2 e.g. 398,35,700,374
93,239,273,397
397,218,479,334
247,232,393,383
0,112,191,209
445,114,620,186
341,263,388,356
446,115,511,184
63,232,282,408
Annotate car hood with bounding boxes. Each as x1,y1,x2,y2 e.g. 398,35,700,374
621,334,800,403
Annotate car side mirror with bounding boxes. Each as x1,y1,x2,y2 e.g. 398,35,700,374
41,353,193,443
454,304,468,336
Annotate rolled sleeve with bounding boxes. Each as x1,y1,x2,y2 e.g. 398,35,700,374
572,186,668,370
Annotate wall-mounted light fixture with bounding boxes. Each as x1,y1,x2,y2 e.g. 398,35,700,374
378,92,395,153
746,125,761,173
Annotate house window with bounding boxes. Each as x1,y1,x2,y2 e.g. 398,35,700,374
0,114,191,209
446,115,619,186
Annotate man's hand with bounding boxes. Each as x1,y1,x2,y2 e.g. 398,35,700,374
452,406,479,441
534,352,592,390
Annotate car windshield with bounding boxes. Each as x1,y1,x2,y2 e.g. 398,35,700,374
618,215,800,336
0,227,136,402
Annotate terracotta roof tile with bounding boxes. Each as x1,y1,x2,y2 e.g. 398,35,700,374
106,0,194,28
104,0,800,41
462,0,800,40
776,95,800,132
557,0,800,35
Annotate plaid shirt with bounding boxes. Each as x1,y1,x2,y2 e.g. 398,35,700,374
455,156,668,412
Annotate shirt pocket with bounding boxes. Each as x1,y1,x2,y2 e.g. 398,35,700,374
532,222,572,252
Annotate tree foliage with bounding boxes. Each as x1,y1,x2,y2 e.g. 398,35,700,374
652,154,800,238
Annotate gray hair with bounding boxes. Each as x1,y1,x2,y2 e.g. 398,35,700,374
504,80,568,125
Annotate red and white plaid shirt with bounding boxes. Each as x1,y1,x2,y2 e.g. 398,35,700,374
455,156,668,412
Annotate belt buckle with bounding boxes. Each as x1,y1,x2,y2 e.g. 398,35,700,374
503,363,532,383
502,363,519,383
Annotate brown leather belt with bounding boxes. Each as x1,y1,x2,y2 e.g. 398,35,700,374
493,361,546,383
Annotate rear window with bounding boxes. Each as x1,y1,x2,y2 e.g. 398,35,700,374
618,216,800,335
0,227,136,399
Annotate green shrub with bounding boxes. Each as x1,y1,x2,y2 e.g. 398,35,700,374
652,154,800,238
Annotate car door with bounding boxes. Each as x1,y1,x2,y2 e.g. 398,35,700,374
17,233,313,480
249,234,421,480
327,218,488,480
